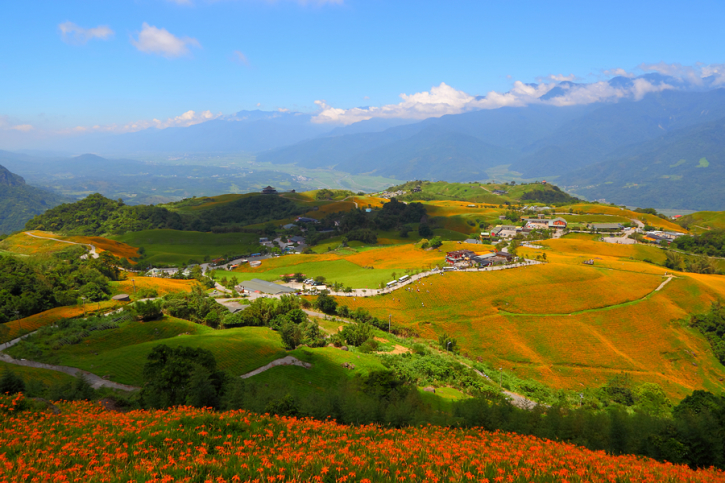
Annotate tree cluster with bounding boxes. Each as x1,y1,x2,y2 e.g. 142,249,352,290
25,193,309,236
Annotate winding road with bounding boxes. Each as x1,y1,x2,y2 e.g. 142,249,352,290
0,330,139,391
24,232,98,259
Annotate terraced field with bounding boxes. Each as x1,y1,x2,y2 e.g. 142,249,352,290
337,243,725,399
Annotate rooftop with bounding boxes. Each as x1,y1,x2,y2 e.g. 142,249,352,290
239,278,296,295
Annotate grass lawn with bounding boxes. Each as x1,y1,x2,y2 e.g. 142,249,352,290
247,346,388,396
112,230,262,265
56,321,286,386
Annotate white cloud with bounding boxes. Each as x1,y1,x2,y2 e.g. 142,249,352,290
10,124,34,132
538,74,576,82
59,22,114,45
603,68,634,78
311,70,689,125
68,110,221,134
232,50,250,67
312,82,554,125
131,23,200,58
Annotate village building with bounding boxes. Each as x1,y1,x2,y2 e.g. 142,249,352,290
521,216,567,230
296,216,319,224
445,250,476,265
491,225,521,239
589,222,623,232
261,186,278,195
472,251,513,267
239,278,296,295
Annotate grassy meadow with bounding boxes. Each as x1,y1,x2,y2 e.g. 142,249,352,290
112,229,261,265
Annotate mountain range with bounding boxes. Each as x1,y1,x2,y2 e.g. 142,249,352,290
6,73,725,210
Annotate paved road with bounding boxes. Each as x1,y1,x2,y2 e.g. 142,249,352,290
318,260,542,298
0,330,139,391
24,232,98,259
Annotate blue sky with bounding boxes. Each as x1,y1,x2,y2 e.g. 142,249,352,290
1,0,724,136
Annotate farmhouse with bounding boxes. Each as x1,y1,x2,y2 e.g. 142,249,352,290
491,225,521,239
282,223,296,230
239,278,296,295
492,190,507,195
590,223,623,231
522,217,567,230
472,251,513,267
446,250,476,265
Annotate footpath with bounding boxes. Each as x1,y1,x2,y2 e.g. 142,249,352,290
0,330,139,391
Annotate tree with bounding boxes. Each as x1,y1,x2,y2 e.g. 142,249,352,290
315,292,338,314
134,300,163,321
280,322,303,350
418,223,433,238
141,344,226,409
665,251,684,271
340,322,373,346
429,236,443,249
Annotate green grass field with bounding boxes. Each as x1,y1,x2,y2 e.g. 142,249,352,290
677,211,725,233
50,320,285,386
216,258,404,289
0,361,76,386
112,230,262,265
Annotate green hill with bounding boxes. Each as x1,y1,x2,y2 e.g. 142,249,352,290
0,164,67,235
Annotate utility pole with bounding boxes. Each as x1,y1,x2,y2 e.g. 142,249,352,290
447,341,451,353
81,296,87,316
499,367,503,389
131,278,136,294
388,314,391,333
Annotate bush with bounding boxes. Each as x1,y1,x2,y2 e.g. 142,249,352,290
0,370,25,395
134,300,163,321
340,323,373,347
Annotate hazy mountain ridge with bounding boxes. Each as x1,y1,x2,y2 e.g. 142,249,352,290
560,116,725,210
0,163,69,234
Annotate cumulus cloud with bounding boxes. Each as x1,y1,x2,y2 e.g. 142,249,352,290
312,82,554,125
10,124,34,132
232,50,250,67
131,23,200,58
311,70,691,125
59,22,114,45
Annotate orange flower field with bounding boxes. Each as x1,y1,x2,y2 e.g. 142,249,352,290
0,303,116,344
114,276,196,297
1,396,722,483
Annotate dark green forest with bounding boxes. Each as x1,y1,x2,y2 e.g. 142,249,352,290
0,248,124,323
24,193,308,236
674,229,725,257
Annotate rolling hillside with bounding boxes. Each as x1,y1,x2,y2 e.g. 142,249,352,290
0,164,68,234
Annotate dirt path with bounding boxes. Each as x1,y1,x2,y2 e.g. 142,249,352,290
240,356,311,379
0,331,139,391
24,232,98,259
